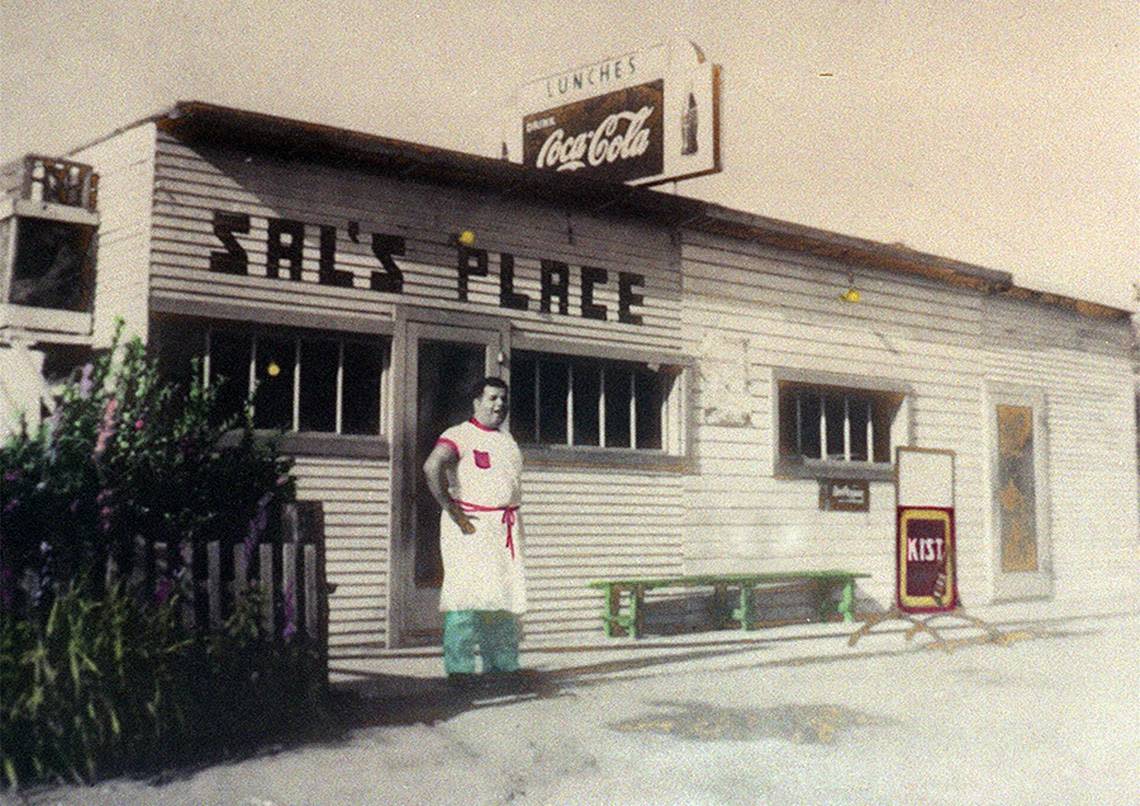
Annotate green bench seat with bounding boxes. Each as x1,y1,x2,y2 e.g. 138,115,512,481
587,571,871,639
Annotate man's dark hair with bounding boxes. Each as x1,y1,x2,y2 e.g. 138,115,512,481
471,376,508,401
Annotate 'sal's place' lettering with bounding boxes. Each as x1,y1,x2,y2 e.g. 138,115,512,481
208,210,646,325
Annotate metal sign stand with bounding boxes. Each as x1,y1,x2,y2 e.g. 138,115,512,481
848,447,1004,652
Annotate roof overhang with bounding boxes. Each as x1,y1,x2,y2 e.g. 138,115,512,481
94,101,1130,323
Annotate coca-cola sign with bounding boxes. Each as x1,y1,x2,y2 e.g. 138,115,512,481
523,81,664,183
513,40,721,187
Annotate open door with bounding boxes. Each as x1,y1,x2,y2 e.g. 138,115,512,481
987,384,1053,601
391,315,508,646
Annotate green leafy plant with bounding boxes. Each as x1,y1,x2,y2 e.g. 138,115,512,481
0,320,320,788
0,582,323,787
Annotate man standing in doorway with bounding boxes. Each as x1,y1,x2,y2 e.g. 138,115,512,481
422,376,527,685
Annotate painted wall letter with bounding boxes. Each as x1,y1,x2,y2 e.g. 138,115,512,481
457,246,488,301
266,218,304,281
580,266,608,320
540,260,570,314
618,271,644,325
209,211,250,275
499,252,529,310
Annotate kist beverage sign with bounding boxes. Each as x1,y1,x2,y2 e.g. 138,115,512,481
895,448,959,613
513,39,721,186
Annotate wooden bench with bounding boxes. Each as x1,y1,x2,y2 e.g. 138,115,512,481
587,571,871,639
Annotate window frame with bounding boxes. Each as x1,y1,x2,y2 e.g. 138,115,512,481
152,316,391,458
772,366,911,481
509,336,691,472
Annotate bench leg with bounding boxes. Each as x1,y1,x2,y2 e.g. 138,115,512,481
602,586,621,638
814,578,857,623
837,578,856,623
731,584,755,630
629,585,645,639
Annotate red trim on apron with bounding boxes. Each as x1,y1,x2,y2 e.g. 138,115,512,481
453,499,519,560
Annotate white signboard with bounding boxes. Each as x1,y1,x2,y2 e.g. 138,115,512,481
511,39,721,186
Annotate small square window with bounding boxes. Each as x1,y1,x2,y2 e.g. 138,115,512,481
777,376,906,478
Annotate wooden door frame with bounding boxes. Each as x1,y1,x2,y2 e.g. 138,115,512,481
984,381,1054,602
386,305,512,647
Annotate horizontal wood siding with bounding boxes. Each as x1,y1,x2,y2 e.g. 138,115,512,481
150,135,681,351
521,468,685,641
72,123,156,345
982,296,1139,602
290,456,390,654
682,233,992,611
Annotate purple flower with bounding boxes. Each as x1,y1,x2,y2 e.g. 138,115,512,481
69,499,80,513
134,418,145,431
96,488,111,505
282,583,297,640
243,519,258,566
154,576,174,606
4,498,20,514
78,363,94,399
2,469,20,483
93,398,119,459
39,541,51,555
275,474,289,487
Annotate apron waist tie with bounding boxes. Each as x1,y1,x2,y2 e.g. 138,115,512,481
453,499,519,560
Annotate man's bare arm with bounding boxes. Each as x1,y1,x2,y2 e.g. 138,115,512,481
422,443,476,534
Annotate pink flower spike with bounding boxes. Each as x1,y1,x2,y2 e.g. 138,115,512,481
134,419,144,430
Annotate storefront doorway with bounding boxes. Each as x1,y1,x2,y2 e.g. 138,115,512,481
393,314,509,645
987,384,1053,601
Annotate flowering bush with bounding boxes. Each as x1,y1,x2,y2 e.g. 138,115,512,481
0,322,314,787
0,321,295,613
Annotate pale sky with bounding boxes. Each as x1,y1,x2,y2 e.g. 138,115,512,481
2,0,1137,311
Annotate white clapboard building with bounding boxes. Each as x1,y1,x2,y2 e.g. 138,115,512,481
2,102,1136,656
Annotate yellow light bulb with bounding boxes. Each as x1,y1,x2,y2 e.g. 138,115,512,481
266,361,281,377
457,230,476,247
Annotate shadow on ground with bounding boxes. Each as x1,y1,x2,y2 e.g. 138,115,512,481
34,612,1115,795
609,701,895,744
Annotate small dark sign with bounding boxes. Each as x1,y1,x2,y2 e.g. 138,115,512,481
819,479,870,512
523,80,665,183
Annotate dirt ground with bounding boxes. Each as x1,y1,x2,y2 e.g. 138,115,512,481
8,599,1139,805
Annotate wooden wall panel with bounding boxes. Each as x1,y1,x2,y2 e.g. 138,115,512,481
71,123,157,345
681,233,991,611
520,468,685,641
983,295,1139,602
291,456,390,654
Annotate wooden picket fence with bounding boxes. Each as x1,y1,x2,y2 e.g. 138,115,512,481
123,501,330,682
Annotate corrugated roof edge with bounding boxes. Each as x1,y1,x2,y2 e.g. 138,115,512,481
65,100,1134,322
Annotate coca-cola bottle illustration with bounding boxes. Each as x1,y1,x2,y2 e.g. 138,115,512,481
932,570,947,606
681,82,698,155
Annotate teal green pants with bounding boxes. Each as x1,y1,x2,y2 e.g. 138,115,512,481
443,610,520,675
